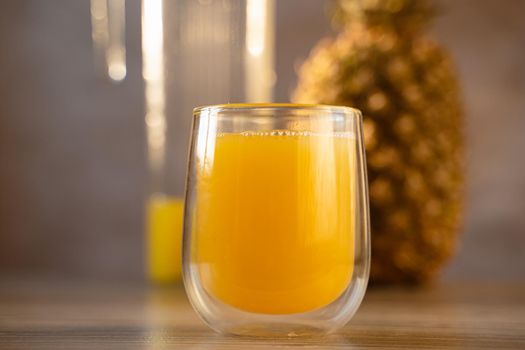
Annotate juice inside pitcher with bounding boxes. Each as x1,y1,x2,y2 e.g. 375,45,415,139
193,131,356,314
148,195,184,283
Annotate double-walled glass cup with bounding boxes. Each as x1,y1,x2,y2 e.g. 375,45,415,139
183,104,370,336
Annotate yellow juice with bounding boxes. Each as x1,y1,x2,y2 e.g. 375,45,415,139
194,131,355,314
148,195,184,283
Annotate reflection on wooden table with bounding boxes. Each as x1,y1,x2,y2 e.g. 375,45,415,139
0,278,523,349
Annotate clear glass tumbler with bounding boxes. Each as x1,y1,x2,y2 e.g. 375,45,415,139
183,104,370,336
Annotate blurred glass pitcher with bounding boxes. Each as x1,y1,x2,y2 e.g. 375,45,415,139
90,0,275,283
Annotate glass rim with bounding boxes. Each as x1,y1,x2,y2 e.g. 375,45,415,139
193,103,361,116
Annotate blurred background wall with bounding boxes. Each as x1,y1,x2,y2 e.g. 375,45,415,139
0,0,524,281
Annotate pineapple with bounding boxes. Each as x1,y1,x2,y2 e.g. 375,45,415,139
293,0,464,283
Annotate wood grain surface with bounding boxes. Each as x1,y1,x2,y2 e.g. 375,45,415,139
0,278,524,349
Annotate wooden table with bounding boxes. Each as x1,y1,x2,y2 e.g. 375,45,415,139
0,278,523,349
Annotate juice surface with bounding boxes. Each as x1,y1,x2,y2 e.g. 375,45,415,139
148,195,184,283
193,131,355,314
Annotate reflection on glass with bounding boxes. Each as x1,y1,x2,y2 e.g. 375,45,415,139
90,0,126,82
142,0,165,189
246,0,275,101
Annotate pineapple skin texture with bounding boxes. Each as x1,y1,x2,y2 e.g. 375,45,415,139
293,21,464,284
